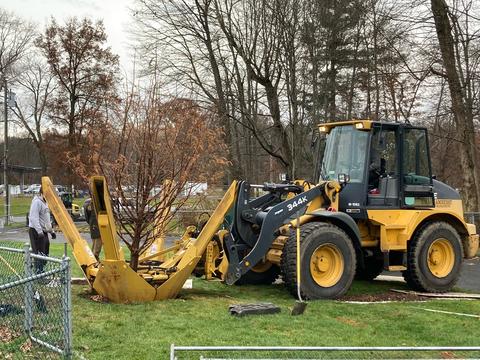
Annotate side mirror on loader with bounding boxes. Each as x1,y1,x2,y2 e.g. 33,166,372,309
338,173,350,186
279,173,289,182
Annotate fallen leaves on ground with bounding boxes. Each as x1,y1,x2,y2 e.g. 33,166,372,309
441,351,458,358
89,294,109,303
20,339,32,353
0,326,20,343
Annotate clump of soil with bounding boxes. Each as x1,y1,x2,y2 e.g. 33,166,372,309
339,291,424,302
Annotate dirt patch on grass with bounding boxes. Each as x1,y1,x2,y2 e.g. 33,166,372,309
335,316,365,327
339,291,424,303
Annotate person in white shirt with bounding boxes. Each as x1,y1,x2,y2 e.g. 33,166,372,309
28,186,56,273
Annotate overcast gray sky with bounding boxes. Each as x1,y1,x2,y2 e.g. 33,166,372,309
0,0,133,70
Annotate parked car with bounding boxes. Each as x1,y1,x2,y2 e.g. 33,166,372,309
82,196,155,222
24,184,41,194
112,197,155,221
55,185,69,193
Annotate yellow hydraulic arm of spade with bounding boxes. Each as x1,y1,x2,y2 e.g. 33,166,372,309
41,177,98,284
89,177,125,261
43,175,238,303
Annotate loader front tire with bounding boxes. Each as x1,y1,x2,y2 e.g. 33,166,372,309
402,222,463,293
281,222,356,299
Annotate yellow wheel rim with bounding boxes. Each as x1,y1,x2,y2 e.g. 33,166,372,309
427,238,454,278
309,243,344,287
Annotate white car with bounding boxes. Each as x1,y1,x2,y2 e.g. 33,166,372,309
25,184,41,194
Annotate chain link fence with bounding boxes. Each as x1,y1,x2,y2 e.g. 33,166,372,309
0,243,72,359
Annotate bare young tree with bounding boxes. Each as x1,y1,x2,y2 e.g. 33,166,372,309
73,79,227,271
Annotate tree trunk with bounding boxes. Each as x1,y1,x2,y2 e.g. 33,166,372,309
431,0,479,211
39,147,48,175
372,6,380,120
68,96,76,192
130,251,139,272
201,5,236,183
264,81,292,175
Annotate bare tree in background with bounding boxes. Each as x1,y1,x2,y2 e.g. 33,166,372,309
132,0,419,181
11,60,56,174
133,0,238,180
215,0,299,176
0,8,35,76
430,0,480,210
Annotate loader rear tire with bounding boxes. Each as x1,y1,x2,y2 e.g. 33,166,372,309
281,222,356,299
402,221,463,293
235,263,279,285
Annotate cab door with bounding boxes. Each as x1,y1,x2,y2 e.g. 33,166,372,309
366,125,400,208
400,127,435,208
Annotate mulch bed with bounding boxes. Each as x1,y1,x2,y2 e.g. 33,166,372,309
339,291,424,302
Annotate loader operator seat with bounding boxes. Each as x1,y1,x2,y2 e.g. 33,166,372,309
368,157,386,189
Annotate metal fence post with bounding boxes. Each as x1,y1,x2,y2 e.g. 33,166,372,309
24,242,33,336
62,255,72,359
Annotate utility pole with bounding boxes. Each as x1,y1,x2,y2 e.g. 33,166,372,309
3,76,9,226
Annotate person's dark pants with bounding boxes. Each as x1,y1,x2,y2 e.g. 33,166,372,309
28,228,50,274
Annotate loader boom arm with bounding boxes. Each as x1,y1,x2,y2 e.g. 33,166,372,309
225,184,325,284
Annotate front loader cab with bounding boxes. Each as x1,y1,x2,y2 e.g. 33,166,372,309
318,121,435,218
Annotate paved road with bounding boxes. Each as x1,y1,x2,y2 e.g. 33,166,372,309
457,256,480,291
1,226,479,292
0,224,93,244
0,225,177,246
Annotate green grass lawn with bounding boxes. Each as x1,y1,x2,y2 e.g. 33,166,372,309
71,279,480,359
0,196,32,216
0,196,86,217
2,242,480,359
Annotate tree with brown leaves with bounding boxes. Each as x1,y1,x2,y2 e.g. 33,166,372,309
74,81,227,271
36,17,119,186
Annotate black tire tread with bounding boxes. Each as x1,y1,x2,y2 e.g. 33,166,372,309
281,222,356,299
403,221,463,293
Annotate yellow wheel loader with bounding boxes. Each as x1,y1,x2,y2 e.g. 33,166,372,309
221,120,478,299
42,120,478,302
